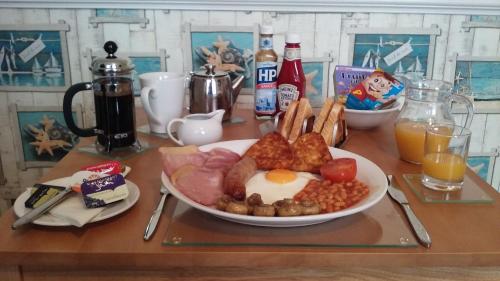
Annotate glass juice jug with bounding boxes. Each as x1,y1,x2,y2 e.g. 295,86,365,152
394,79,473,164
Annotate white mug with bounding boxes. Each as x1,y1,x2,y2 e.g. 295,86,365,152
139,72,185,134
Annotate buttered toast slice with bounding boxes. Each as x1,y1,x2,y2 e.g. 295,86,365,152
289,98,313,142
279,100,299,140
320,103,344,146
313,97,334,133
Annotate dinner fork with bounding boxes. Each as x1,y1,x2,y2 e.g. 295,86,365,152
143,184,170,240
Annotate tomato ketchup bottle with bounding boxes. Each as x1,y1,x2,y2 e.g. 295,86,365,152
276,33,306,114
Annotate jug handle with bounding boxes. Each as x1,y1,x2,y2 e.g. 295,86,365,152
140,86,162,124
167,118,185,146
450,94,474,129
63,82,96,137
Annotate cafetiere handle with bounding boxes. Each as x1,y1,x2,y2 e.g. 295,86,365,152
63,82,97,137
166,118,185,146
450,94,474,129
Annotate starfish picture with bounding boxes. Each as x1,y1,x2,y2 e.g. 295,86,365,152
305,70,319,95
213,35,230,55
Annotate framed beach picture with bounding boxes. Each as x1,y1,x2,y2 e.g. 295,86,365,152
89,9,149,28
184,23,258,95
462,15,500,30
0,22,71,92
86,48,168,96
278,55,333,108
449,55,500,101
347,26,440,79
9,104,82,170
467,149,498,185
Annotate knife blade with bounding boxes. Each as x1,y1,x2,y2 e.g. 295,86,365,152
143,184,170,240
12,186,73,230
387,175,432,248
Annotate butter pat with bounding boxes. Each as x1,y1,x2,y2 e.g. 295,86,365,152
81,174,129,208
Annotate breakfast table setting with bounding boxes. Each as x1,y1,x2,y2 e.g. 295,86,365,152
0,106,499,281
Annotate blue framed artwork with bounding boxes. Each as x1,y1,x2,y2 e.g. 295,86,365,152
0,22,71,92
347,27,440,79
9,105,82,170
96,9,142,18
185,23,258,95
467,150,497,185
90,9,148,28
87,49,167,96
470,16,500,23
451,55,500,101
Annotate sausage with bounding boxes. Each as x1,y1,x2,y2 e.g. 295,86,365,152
223,156,257,200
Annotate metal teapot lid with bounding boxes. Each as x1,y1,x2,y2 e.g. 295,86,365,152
193,64,228,78
91,41,134,75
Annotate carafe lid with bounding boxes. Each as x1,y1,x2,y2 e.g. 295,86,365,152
193,64,228,78
91,41,134,75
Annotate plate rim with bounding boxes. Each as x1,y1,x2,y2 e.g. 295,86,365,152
161,139,388,227
13,178,141,227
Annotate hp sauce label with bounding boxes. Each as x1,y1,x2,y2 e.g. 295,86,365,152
255,62,277,115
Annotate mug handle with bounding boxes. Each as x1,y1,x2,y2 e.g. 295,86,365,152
167,118,185,146
450,94,474,129
140,86,162,124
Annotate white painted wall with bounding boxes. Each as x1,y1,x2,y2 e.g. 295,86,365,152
0,9,499,203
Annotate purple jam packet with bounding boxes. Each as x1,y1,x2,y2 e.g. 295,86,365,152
81,174,129,208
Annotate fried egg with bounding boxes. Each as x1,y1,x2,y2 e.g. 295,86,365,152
245,169,317,204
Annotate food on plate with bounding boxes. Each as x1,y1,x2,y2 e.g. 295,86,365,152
225,201,250,215
24,184,65,208
313,97,334,133
288,98,313,142
223,157,257,200
245,169,317,204
279,100,299,140
290,132,333,173
81,174,129,208
161,145,241,206
294,179,369,213
243,132,294,170
320,158,357,183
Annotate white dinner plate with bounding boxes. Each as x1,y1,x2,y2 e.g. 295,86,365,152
161,139,388,227
13,178,140,227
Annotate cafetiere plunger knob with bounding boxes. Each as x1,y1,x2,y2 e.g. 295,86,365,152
104,41,118,59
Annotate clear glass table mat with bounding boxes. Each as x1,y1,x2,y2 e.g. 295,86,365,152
403,174,494,204
163,196,418,248
77,138,153,160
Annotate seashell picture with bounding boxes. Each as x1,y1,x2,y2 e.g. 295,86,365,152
186,24,258,94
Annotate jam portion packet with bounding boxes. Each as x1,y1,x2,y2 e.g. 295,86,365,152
344,69,404,110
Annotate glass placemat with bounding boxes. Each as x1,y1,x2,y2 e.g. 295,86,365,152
162,196,418,248
77,138,153,161
403,174,494,204
137,124,170,139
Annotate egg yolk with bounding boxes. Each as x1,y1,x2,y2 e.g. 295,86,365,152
265,169,297,184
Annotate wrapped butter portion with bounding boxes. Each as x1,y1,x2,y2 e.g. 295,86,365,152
81,174,129,208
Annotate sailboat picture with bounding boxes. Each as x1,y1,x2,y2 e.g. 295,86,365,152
0,28,69,91
351,33,434,77
453,58,500,101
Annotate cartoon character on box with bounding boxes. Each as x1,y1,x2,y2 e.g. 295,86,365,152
345,70,403,110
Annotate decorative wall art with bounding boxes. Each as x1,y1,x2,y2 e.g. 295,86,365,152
86,48,168,96
467,149,498,185
9,104,82,170
0,21,70,92
462,15,500,31
347,26,440,79
89,9,149,28
278,55,333,107
184,23,258,95
450,55,500,100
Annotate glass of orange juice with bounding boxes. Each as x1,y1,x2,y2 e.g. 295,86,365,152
421,124,471,191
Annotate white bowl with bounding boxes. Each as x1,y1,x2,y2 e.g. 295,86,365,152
344,99,403,130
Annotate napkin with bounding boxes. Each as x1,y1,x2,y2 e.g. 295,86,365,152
49,193,104,227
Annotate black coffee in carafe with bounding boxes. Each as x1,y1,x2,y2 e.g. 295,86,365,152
63,41,137,152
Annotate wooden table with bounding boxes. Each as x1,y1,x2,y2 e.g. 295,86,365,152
0,108,499,281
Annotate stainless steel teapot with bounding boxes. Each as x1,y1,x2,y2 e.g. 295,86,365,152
188,64,244,121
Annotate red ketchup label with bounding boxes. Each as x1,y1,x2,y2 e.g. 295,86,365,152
82,161,121,175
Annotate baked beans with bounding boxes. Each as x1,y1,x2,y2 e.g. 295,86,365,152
294,179,369,213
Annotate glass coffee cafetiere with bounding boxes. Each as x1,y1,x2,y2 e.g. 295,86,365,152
63,41,138,153
394,79,474,164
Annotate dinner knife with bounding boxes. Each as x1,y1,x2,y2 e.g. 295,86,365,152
387,175,432,248
12,186,73,230
143,184,170,240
